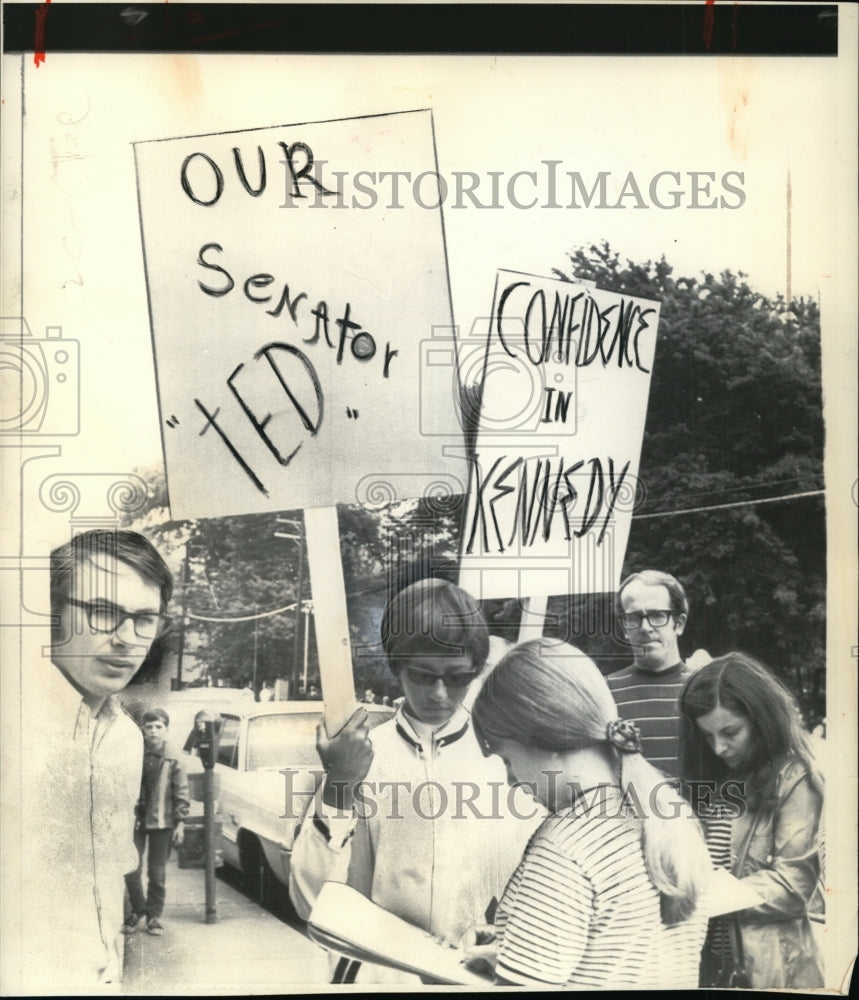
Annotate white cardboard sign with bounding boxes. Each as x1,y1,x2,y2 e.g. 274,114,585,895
458,269,660,599
135,110,464,519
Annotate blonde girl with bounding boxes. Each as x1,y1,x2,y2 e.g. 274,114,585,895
465,638,711,989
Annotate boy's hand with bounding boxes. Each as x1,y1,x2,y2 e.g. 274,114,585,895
317,708,374,810
172,822,185,848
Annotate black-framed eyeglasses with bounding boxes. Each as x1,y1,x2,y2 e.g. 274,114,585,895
402,665,479,689
618,609,674,630
66,598,172,640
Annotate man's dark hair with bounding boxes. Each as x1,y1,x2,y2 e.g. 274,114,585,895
50,529,173,623
380,577,489,672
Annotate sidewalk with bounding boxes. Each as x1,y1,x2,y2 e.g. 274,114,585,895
122,857,329,994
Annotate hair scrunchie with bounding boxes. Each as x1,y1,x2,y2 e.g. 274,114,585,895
606,718,642,754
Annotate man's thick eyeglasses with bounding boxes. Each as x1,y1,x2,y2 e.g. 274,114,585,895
402,665,478,688
66,598,172,640
618,609,674,630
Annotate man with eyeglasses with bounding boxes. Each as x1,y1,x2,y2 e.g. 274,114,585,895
606,569,692,778
23,529,173,988
289,577,541,984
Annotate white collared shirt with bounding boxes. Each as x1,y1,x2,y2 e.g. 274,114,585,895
20,662,143,988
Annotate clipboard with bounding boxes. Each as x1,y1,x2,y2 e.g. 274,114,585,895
307,881,493,986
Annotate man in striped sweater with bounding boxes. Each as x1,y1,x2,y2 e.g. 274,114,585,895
606,570,693,779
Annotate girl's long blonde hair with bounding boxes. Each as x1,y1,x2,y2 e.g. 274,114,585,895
472,638,711,923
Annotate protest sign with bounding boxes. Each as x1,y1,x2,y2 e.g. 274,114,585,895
134,110,464,520
459,270,659,600
135,110,465,733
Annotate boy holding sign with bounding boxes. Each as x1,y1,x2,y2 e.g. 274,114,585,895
289,578,540,984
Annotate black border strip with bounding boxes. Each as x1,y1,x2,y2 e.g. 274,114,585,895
3,3,839,56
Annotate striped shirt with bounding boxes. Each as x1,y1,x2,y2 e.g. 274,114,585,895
606,661,693,777
494,786,707,989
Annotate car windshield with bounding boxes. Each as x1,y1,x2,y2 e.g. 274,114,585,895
245,712,321,770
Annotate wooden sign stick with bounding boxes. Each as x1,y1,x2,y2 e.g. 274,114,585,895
303,505,357,737
517,594,548,644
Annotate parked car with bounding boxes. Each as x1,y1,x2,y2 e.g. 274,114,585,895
182,701,394,908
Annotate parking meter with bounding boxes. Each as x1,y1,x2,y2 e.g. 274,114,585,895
192,710,223,922
194,710,222,769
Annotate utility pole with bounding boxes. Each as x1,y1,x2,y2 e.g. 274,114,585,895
274,516,305,696
252,603,258,697
302,600,314,692
786,167,792,307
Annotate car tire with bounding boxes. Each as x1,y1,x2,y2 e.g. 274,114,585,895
238,833,291,914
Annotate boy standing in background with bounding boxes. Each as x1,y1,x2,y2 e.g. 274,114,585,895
123,708,190,937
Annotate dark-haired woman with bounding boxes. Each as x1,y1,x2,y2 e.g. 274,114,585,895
679,652,824,988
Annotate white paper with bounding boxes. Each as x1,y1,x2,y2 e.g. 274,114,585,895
308,880,492,986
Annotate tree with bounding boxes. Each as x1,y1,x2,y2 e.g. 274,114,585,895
546,242,825,721
341,496,462,698
121,478,461,698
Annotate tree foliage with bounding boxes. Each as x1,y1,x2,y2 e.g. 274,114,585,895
123,486,460,699
548,243,825,721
